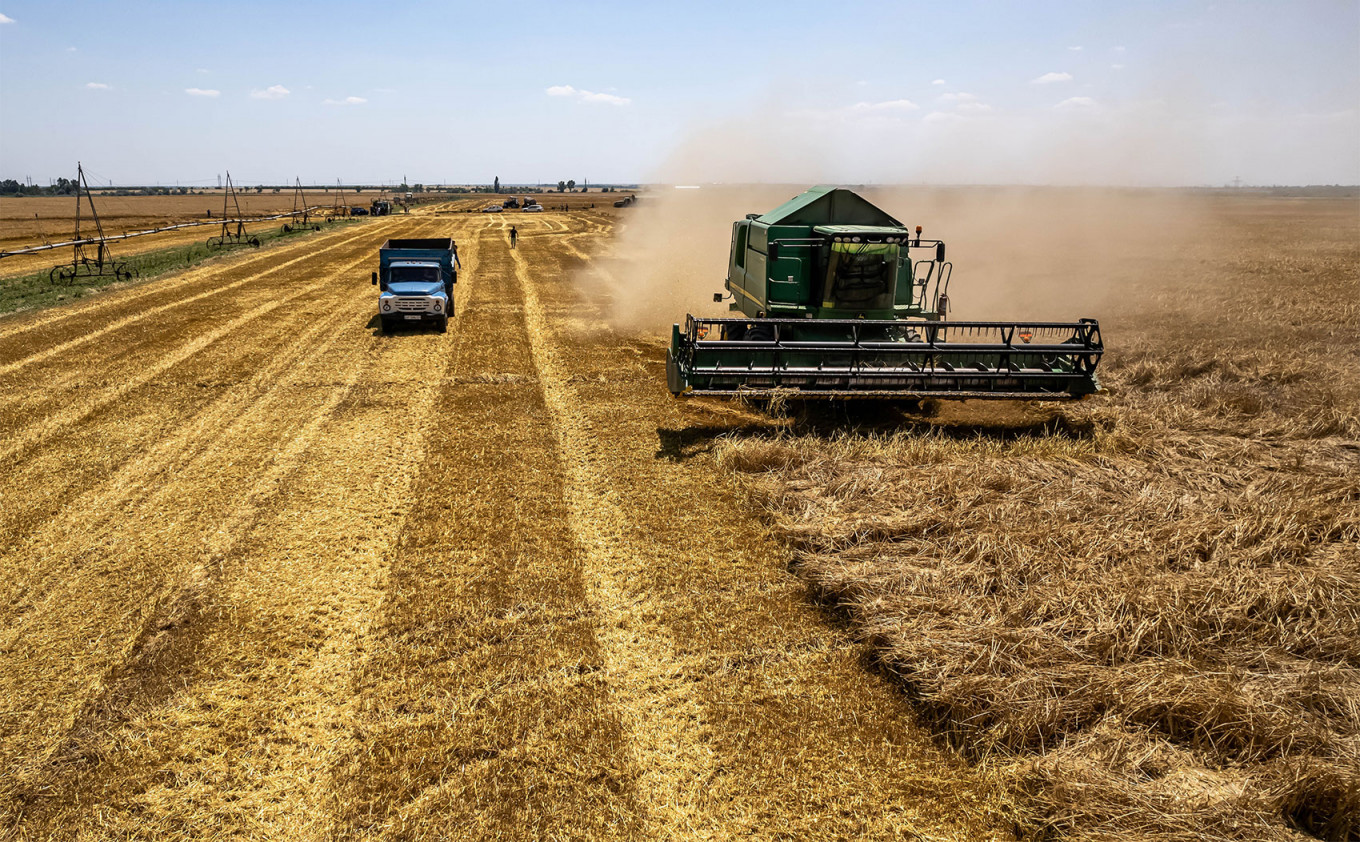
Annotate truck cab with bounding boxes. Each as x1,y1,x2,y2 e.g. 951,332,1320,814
372,238,458,333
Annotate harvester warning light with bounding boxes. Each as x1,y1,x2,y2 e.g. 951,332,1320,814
1019,329,1034,343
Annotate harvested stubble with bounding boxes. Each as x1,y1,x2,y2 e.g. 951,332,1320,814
716,195,1360,841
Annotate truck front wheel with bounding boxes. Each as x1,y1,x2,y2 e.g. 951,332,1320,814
380,315,396,333
436,314,448,333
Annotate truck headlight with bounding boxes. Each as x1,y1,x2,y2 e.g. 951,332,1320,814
382,302,391,312
433,299,442,311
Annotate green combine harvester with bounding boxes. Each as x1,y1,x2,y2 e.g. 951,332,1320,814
666,186,1103,400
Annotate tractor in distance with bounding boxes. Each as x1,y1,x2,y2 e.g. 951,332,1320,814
667,186,1103,400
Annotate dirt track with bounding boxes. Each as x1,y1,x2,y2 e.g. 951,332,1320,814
0,209,1010,839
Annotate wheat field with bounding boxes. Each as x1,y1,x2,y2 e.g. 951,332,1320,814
1,198,1021,840
712,192,1359,841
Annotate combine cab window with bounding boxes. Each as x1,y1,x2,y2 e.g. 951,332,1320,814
390,265,441,283
822,243,898,310
734,224,748,269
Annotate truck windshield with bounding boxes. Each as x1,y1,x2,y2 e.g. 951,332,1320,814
390,265,440,283
822,242,898,310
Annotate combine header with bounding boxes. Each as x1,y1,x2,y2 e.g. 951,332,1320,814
667,186,1102,401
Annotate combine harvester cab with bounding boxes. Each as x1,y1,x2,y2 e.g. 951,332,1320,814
372,238,458,333
667,186,1103,401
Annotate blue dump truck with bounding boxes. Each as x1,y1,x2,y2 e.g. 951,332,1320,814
371,238,458,333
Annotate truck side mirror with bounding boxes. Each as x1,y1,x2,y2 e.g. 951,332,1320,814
767,243,780,261
713,292,724,302
936,242,946,262
371,271,378,286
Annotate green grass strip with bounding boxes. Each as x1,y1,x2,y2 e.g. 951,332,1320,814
0,218,361,318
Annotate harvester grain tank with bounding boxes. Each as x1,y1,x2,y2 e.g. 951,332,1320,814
667,186,1103,400
372,238,458,333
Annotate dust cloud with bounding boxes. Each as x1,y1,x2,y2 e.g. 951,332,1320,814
581,185,799,333
582,86,1228,334
584,185,1211,334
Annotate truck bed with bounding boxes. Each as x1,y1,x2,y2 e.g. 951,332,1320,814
382,238,454,251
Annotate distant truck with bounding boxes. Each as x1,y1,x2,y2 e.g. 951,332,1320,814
502,197,520,209
372,238,458,333
371,199,392,216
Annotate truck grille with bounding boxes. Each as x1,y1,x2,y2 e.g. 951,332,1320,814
394,297,428,312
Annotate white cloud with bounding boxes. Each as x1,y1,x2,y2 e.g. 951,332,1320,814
1055,96,1097,109
250,84,290,100
1111,64,1126,70
323,96,366,105
923,111,964,124
185,88,220,97
579,90,631,106
196,68,210,74
1068,46,1083,51
0,13,13,23
85,82,110,90
931,79,946,85
545,84,631,106
850,99,919,113
1032,71,1073,84
930,92,994,118
1114,45,1126,53
66,46,77,52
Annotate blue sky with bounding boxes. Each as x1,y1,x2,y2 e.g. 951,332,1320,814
1,1,1356,185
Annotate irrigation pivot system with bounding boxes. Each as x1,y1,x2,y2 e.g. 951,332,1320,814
47,162,138,286
207,172,261,249
282,178,321,234
0,166,337,276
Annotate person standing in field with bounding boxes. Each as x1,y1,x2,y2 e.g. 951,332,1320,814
509,226,518,249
